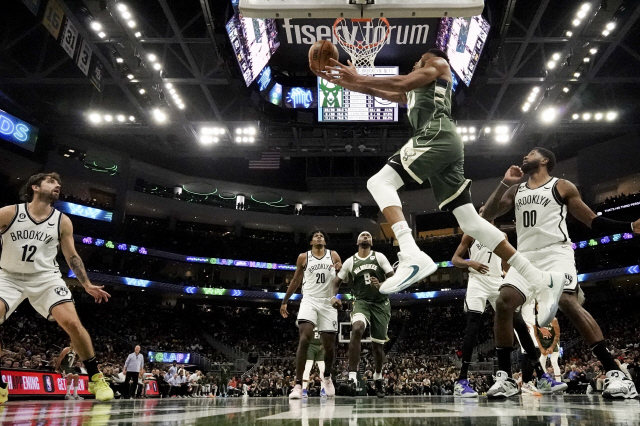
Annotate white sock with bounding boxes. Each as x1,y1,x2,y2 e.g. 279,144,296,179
391,221,420,254
507,252,544,284
373,372,382,381
74,385,78,396
67,386,72,396
349,372,358,382
302,380,308,390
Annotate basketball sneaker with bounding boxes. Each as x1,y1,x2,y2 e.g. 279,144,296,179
378,252,437,294
536,272,574,326
74,395,84,400
375,380,385,398
88,373,114,402
301,389,308,399
521,381,542,396
322,376,336,397
65,394,73,400
0,384,7,404
537,373,568,394
320,387,327,398
603,370,639,399
346,379,357,397
454,379,478,398
487,371,520,399
289,384,303,399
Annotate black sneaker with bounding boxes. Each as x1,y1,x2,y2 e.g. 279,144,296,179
346,379,357,397
375,379,385,399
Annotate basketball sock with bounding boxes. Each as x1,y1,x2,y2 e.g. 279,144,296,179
521,358,534,383
391,221,420,255
373,372,382,381
496,347,512,377
591,341,620,372
302,380,308,390
295,379,302,386
507,252,544,285
67,384,72,395
459,312,482,381
83,357,99,378
349,372,357,382
74,384,78,396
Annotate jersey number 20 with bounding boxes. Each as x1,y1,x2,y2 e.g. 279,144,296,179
21,245,37,262
315,273,325,284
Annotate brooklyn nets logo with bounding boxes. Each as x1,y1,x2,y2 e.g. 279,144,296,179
54,286,69,296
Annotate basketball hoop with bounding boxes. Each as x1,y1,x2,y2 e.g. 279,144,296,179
333,17,390,69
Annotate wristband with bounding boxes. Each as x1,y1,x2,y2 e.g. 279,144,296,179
591,216,633,233
500,181,510,188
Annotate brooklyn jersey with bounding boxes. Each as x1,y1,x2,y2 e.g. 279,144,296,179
468,239,502,278
302,249,336,298
514,177,571,252
0,203,62,274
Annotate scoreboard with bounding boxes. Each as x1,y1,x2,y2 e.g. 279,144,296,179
317,67,399,122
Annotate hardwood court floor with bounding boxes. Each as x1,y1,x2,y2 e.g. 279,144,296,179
1,395,639,425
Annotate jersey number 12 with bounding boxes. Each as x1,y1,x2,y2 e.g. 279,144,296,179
21,245,37,262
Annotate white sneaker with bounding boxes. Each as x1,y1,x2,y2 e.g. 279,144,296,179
536,271,574,326
586,384,594,395
65,394,73,400
487,371,520,399
73,395,84,400
521,381,542,396
603,370,639,399
378,252,437,294
323,376,336,397
289,384,303,399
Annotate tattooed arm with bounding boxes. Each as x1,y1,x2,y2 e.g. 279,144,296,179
60,214,110,303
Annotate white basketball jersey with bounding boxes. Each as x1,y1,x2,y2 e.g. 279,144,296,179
0,203,62,274
514,177,570,252
469,239,502,278
302,249,336,298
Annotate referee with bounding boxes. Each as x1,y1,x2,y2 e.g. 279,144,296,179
123,345,144,399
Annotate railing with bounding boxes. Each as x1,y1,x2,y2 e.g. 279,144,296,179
201,332,250,372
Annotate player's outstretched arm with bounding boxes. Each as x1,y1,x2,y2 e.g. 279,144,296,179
451,234,488,274
280,253,306,318
331,250,342,272
482,166,522,221
60,215,110,303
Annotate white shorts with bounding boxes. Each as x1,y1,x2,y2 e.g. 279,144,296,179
297,296,338,333
464,274,502,313
501,244,577,305
0,270,73,324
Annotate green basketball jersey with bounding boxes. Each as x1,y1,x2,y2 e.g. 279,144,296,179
349,251,389,304
536,326,556,350
311,328,322,346
406,78,454,136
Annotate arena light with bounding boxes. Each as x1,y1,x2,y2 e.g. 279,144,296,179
117,114,125,122
178,104,185,110
606,111,618,121
200,136,214,145
460,127,467,133
462,135,469,142
98,32,106,38
602,29,610,37
583,57,590,63
469,134,476,141
147,54,157,62
594,112,603,121
540,107,557,123
90,21,102,31
566,31,573,37
590,48,598,55
153,63,162,71
116,57,124,63
552,53,561,61
573,72,581,78
547,61,556,69
235,136,242,143
121,10,131,20
572,19,581,27
532,87,540,93
104,114,113,122
89,112,101,123
127,74,134,80
495,125,509,134
606,22,616,31
127,20,136,28
484,127,491,133
134,31,142,38
117,3,128,12
138,88,145,94
580,3,591,11
495,134,509,143
153,109,167,123
582,112,592,121
563,87,570,93
468,127,476,133
577,10,587,19
235,128,242,135
165,83,173,89
522,103,530,112
572,113,579,120
129,115,135,122
247,127,257,135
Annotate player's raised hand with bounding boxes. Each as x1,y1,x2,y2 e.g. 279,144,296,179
540,328,552,338
325,59,359,84
469,261,489,274
503,165,524,185
331,296,342,310
84,283,110,303
280,303,289,318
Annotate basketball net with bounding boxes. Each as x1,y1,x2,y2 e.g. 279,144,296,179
333,18,390,70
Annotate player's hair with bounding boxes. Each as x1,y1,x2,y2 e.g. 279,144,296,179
427,48,450,64
23,172,62,202
533,147,556,172
307,229,329,245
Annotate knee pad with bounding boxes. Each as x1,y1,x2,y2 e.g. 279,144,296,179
367,165,405,211
452,203,505,251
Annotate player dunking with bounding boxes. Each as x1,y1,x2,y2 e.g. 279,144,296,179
483,148,639,399
330,231,394,398
0,173,113,403
281,230,342,399
316,51,571,326
55,342,83,400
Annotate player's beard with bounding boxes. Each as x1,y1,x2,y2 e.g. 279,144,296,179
359,241,372,248
521,158,540,174
41,189,60,205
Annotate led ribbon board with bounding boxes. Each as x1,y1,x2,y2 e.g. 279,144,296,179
0,109,39,152
148,351,191,364
56,201,113,222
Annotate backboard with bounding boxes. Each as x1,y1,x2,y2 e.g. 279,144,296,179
239,0,484,19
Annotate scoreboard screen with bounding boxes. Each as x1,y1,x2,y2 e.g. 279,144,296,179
317,67,399,122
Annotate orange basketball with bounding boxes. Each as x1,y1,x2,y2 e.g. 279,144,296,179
308,40,339,72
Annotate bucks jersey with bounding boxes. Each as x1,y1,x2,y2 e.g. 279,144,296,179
536,326,558,351
338,251,393,304
468,239,502,278
0,203,62,274
302,249,335,298
60,349,76,373
406,78,456,137
514,177,570,252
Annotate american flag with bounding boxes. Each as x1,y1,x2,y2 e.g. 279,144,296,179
249,151,280,170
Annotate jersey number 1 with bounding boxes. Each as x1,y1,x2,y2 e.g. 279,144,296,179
21,245,37,262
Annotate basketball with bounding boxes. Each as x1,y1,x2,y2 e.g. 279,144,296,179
308,40,339,72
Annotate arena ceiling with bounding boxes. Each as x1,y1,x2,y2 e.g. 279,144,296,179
1,0,640,189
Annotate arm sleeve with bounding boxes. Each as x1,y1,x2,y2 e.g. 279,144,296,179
376,252,394,274
337,257,353,280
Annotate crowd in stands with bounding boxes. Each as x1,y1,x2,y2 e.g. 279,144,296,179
59,194,112,210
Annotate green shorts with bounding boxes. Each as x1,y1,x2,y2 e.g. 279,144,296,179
306,343,325,362
394,119,471,210
351,299,391,344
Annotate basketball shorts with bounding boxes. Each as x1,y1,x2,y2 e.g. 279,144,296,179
464,274,502,314
0,269,73,324
390,119,471,211
306,343,325,362
297,295,338,333
351,299,391,344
